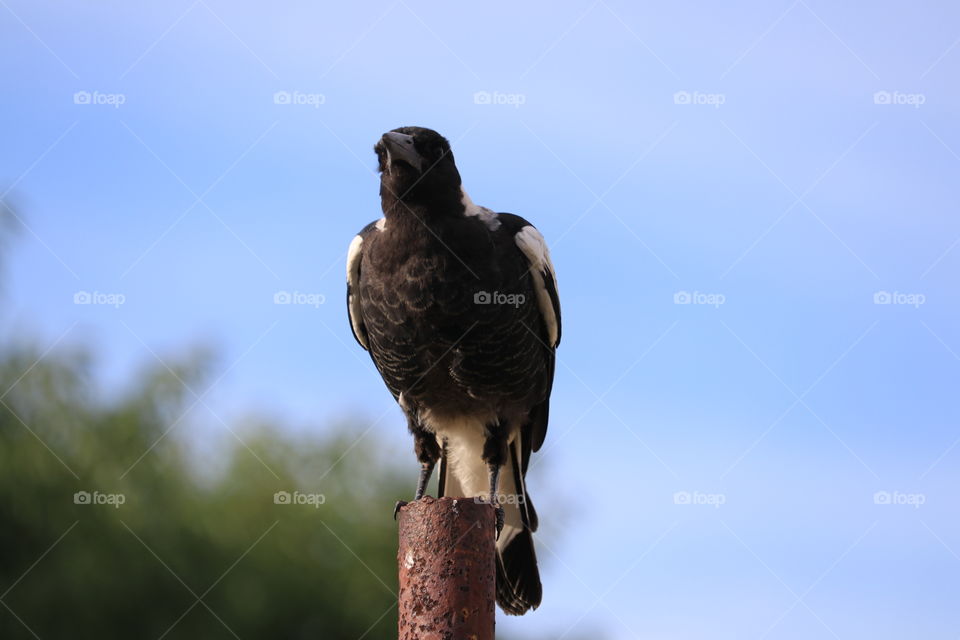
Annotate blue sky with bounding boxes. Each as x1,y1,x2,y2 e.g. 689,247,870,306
2,0,960,637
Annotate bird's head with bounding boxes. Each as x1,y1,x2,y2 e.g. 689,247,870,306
374,126,462,213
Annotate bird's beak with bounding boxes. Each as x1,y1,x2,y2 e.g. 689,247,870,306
381,131,422,172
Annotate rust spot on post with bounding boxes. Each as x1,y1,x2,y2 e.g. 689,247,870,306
398,496,496,640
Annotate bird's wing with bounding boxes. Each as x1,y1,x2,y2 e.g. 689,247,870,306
345,219,382,350
499,214,561,456
511,221,561,350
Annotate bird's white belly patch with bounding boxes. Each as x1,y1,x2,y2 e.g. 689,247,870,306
420,410,496,499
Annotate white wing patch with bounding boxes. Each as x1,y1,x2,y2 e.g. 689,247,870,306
515,225,559,347
346,233,368,350
460,187,501,231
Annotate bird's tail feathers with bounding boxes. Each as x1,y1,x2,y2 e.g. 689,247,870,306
495,439,541,615
496,526,542,615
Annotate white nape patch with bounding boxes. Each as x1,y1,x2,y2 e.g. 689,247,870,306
346,234,368,350
515,225,559,347
375,217,387,231
460,187,501,231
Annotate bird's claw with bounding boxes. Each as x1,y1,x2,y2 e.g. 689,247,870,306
495,506,504,539
393,500,408,520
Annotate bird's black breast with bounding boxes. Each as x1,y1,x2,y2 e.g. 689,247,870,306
358,214,551,416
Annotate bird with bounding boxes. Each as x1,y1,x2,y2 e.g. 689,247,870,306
346,126,560,615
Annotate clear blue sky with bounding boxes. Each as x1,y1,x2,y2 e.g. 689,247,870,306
3,1,960,637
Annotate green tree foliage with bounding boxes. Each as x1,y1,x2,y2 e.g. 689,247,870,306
0,345,406,639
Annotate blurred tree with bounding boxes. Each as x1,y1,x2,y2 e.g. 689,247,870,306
0,344,406,639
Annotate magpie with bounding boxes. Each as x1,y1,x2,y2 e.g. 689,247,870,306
346,126,560,616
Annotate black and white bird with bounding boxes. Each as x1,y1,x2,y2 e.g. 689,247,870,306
346,126,560,615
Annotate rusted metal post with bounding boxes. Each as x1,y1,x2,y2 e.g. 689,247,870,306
397,496,496,640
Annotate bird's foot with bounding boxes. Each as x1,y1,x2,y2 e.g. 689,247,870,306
393,500,408,520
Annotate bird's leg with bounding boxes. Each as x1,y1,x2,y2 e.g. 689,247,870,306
393,459,436,519
437,438,448,497
395,416,440,519
414,458,435,501
482,421,508,538
487,463,504,537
